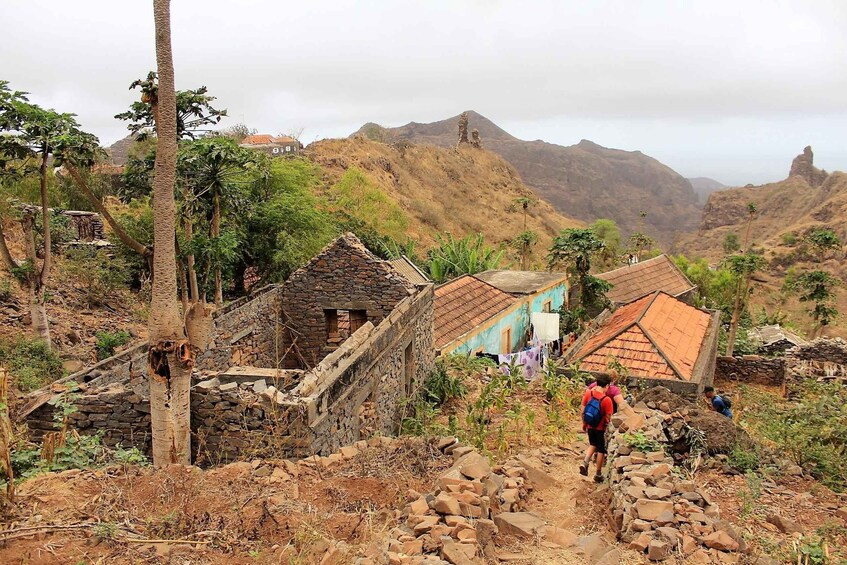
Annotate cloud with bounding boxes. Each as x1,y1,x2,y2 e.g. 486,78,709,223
2,0,845,183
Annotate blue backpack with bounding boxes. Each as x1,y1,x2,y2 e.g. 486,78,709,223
583,394,603,427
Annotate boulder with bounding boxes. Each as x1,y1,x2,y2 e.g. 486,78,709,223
702,530,739,551
634,499,674,521
766,514,803,534
492,512,546,538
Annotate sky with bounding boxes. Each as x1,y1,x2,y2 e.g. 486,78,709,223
2,0,846,185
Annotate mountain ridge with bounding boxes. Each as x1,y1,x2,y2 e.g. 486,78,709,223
353,111,701,245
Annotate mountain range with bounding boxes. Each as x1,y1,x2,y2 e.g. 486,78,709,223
354,111,702,246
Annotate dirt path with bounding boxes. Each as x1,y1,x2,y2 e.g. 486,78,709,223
497,433,643,564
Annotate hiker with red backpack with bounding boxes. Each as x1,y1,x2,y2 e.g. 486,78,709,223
579,374,615,483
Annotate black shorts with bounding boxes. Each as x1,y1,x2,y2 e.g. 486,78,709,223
587,429,607,454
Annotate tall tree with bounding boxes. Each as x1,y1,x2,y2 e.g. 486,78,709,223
742,202,757,249
724,251,766,356
590,218,621,268
178,137,268,305
147,0,193,467
785,270,840,337
0,84,100,348
510,197,537,269
804,228,841,261
547,228,610,315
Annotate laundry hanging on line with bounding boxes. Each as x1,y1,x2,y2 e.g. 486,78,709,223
531,311,560,345
498,345,544,380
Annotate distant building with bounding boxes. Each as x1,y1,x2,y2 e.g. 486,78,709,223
434,270,568,356
240,134,301,157
597,254,696,306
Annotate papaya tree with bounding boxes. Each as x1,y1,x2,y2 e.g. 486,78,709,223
724,251,766,356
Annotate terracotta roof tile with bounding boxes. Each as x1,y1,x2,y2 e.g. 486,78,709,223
434,275,518,349
573,291,714,381
597,254,695,304
241,134,274,145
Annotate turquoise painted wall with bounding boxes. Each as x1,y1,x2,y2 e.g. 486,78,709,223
446,281,567,356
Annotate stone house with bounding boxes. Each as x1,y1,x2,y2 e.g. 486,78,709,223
239,133,301,157
562,291,720,399
21,234,434,461
434,270,567,356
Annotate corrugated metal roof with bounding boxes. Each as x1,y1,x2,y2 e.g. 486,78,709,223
434,275,517,350
597,254,695,304
388,256,430,286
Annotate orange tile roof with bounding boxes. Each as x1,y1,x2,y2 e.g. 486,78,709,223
434,275,518,350
272,135,298,144
573,291,713,381
597,254,695,304
241,134,274,145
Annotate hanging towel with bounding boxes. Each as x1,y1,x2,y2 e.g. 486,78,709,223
531,312,560,345
517,346,543,380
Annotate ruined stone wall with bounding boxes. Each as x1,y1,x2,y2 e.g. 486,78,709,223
715,355,786,386
606,410,743,561
279,234,415,367
27,287,435,462
195,285,283,370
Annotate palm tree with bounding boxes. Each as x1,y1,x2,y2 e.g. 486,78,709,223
147,0,192,466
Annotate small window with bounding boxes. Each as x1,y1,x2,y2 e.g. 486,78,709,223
272,147,279,154
286,146,291,152
350,310,368,333
500,327,512,355
542,300,552,313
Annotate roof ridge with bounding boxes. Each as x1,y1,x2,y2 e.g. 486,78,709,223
634,290,661,324
635,292,697,381
575,294,654,359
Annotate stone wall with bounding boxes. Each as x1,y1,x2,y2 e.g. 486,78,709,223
715,355,786,386
279,233,415,367
606,409,743,561
27,287,435,462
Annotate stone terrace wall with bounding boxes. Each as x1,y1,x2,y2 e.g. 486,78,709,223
279,233,415,368
715,355,786,386
606,410,744,561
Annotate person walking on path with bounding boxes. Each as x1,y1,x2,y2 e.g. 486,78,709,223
579,374,614,483
587,371,633,416
703,386,733,418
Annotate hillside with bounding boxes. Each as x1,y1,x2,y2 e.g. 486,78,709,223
688,176,727,204
305,136,582,263
679,147,847,337
353,111,701,246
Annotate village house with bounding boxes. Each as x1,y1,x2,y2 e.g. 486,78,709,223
563,290,720,399
597,254,696,306
434,270,567,356
239,133,302,156
21,234,434,461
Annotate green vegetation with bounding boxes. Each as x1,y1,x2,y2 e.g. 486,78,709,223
804,228,841,261
426,233,504,283
723,232,740,253
547,228,611,319
620,431,663,453
785,270,840,335
329,167,408,241
739,382,847,491
0,336,63,391
63,246,130,307
95,330,132,360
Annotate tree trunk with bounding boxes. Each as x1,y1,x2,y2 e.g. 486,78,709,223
183,213,199,301
65,164,152,259
212,189,222,306
148,0,192,467
28,285,50,346
37,153,51,289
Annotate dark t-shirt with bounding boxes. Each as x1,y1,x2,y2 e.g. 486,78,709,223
711,396,733,418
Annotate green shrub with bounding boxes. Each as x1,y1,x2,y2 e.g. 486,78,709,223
728,443,760,473
63,246,130,307
8,432,106,483
0,337,64,391
781,232,798,246
422,363,467,405
94,330,132,361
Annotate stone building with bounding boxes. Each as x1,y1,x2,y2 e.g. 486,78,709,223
20,234,435,462
239,133,301,157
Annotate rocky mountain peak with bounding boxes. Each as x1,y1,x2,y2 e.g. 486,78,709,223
789,145,828,187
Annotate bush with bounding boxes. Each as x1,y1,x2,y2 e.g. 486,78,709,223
781,232,798,246
95,330,132,360
63,246,130,307
422,362,467,405
741,382,847,491
728,443,760,473
0,337,64,391
0,278,12,302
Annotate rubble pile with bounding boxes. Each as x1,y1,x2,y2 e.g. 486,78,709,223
373,439,566,565
608,408,745,562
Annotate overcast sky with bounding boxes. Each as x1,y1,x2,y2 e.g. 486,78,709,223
2,0,846,185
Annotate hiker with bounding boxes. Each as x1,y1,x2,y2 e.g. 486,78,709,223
579,374,615,482
588,371,632,416
703,386,733,418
